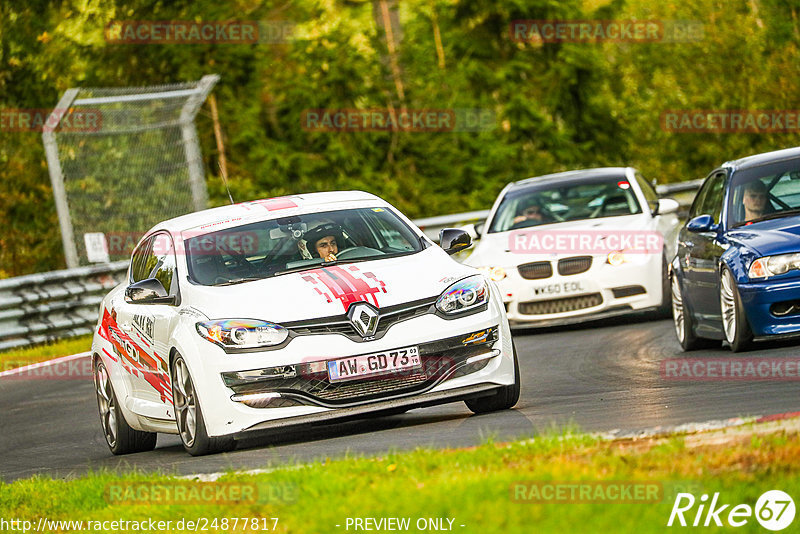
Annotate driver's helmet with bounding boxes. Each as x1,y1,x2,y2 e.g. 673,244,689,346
298,222,346,259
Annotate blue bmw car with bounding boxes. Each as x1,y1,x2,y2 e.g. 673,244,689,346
672,146,800,352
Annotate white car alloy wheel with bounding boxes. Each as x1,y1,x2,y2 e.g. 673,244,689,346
671,275,685,344
172,358,197,448
720,269,737,343
95,361,117,448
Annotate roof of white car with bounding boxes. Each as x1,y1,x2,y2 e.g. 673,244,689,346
151,190,385,234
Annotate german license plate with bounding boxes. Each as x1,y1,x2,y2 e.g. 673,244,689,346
532,281,585,296
327,346,421,382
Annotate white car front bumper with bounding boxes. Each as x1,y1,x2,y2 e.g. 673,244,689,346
178,297,515,437
498,254,664,327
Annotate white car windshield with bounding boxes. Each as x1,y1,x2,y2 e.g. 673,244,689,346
488,176,642,233
184,207,422,286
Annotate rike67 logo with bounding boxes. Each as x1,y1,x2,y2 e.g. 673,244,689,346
668,490,795,531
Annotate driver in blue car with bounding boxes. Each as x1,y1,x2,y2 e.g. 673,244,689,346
742,180,772,222
298,222,345,262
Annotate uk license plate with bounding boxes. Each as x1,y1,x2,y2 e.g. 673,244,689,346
532,281,585,296
327,346,421,382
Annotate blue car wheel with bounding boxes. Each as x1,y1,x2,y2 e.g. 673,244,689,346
719,267,753,352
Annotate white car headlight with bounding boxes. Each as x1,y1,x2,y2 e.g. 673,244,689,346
606,250,649,266
476,266,507,281
749,253,800,279
436,275,489,314
196,319,288,350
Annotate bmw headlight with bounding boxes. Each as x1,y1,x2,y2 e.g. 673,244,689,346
606,250,649,266
196,319,288,350
436,275,489,314
749,253,800,279
476,266,507,281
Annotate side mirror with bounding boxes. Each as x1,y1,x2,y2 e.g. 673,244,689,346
686,214,716,233
474,221,485,237
439,228,472,255
656,198,679,216
125,278,176,305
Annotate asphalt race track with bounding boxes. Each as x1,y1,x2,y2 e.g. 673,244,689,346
2,315,799,482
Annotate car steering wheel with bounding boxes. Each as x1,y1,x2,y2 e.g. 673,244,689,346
335,246,382,260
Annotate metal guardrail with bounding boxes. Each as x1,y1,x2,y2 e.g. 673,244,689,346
0,261,129,351
0,180,703,352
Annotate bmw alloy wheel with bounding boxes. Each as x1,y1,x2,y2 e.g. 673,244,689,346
720,269,737,343
671,275,685,343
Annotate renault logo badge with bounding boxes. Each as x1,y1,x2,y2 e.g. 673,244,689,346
348,302,379,338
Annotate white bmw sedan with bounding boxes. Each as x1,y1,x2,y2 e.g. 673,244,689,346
465,168,680,327
91,191,518,456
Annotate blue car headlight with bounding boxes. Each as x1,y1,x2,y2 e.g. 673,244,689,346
436,275,489,314
749,253,800,279
196,319,288,350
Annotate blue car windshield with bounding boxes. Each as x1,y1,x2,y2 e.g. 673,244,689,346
728,160,800,227
488,175,642,233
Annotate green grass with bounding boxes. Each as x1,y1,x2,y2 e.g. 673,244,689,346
2,427,798,533
0,335,92,371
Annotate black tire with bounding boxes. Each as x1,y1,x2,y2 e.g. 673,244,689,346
171,355,236,456
465,342,521,414
671,273,716,351
94,358,157,455
719,267,753,352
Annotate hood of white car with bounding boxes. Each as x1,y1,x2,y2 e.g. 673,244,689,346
466,214,654,267
186,246,477,322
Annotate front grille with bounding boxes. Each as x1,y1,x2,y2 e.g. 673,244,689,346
224,327,499,407
313,374,429,401
518,261,552,280
611,285,646,298
518,293,603,315
557,256,592,276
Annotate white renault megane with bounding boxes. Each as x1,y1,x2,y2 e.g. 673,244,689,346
91,191,519,455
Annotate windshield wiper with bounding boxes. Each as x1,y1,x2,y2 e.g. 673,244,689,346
213,277,264,286
274,264,325,276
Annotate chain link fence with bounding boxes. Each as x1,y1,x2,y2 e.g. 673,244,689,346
43,75,219,268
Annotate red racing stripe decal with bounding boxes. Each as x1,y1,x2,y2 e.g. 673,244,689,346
100,308,172,402
302,265,387,311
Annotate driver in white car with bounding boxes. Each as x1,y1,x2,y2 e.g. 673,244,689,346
297,222,346,262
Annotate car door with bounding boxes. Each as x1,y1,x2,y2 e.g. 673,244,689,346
114,232,180,411
681,171,728,322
